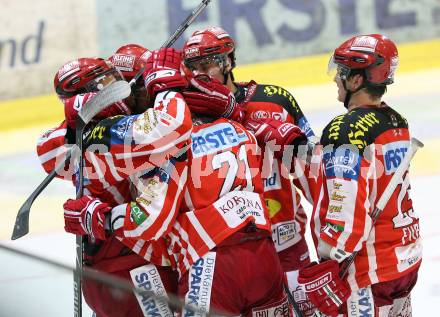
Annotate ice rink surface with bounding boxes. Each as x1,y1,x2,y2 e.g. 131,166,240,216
0,68,439,316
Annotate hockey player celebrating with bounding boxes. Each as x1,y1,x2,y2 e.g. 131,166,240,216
38,45,188,317
297,34,422,317
180,26,317,315
59,44,301,314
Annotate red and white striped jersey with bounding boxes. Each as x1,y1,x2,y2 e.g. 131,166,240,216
36,90,193,266
312,104,422,291
82,90,192,185
112,154,189,267
237,82,316,252
167,118,272,276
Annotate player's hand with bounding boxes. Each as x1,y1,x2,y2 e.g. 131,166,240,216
63,93,131,129
244,118,307,157
143,48,188,101
298,260,350,317
63,195,111,241
183,75,245,122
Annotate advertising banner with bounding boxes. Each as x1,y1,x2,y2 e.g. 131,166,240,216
0,1,98,100
1,0,440,100
97,0,440,63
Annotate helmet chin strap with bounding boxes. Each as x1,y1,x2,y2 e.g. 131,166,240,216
342,79,365,109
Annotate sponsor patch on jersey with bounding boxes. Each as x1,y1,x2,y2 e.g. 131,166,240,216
129,202,148,225
266,198,282,218
323,145,361,180
298,116,315,138
130,264,173,317
111,115,136,141
191,123,248,158
382,140,409,175
274,221,298,246
251,110,271,119
347,287,374,317
263,160,281,191
395,239,422,273
183,252,216,317
214,191,267,228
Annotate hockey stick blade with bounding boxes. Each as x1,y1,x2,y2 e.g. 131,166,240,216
11,149,73,240
77,80,131,128
11,80,131,241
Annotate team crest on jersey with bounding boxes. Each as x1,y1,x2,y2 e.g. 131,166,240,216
323,145,361,180
191,123,248,158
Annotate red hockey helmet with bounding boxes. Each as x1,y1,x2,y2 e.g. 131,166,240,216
328,34,398,85
182,26,236,73
109,44,151,81
54,58,124,98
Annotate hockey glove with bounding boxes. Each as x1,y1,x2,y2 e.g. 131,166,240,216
298,260,350,317
245,118,307,158
63,93,131,129
143,48,188,102
63,195,111,241
183,75,245,122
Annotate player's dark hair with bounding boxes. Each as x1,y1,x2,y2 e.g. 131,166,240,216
348,69,387,99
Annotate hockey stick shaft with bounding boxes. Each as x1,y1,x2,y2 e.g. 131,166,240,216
162,0,211,48
128,0,212,86
73,80,131,317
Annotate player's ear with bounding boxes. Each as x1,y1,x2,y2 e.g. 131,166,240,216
348,73,364,91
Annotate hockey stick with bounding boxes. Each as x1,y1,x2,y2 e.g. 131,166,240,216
11,80,131,241
312,137,424,317
11,0,211,241
128,0,212,87
73,2,211,313
339,137,424,277
73,79,131,317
